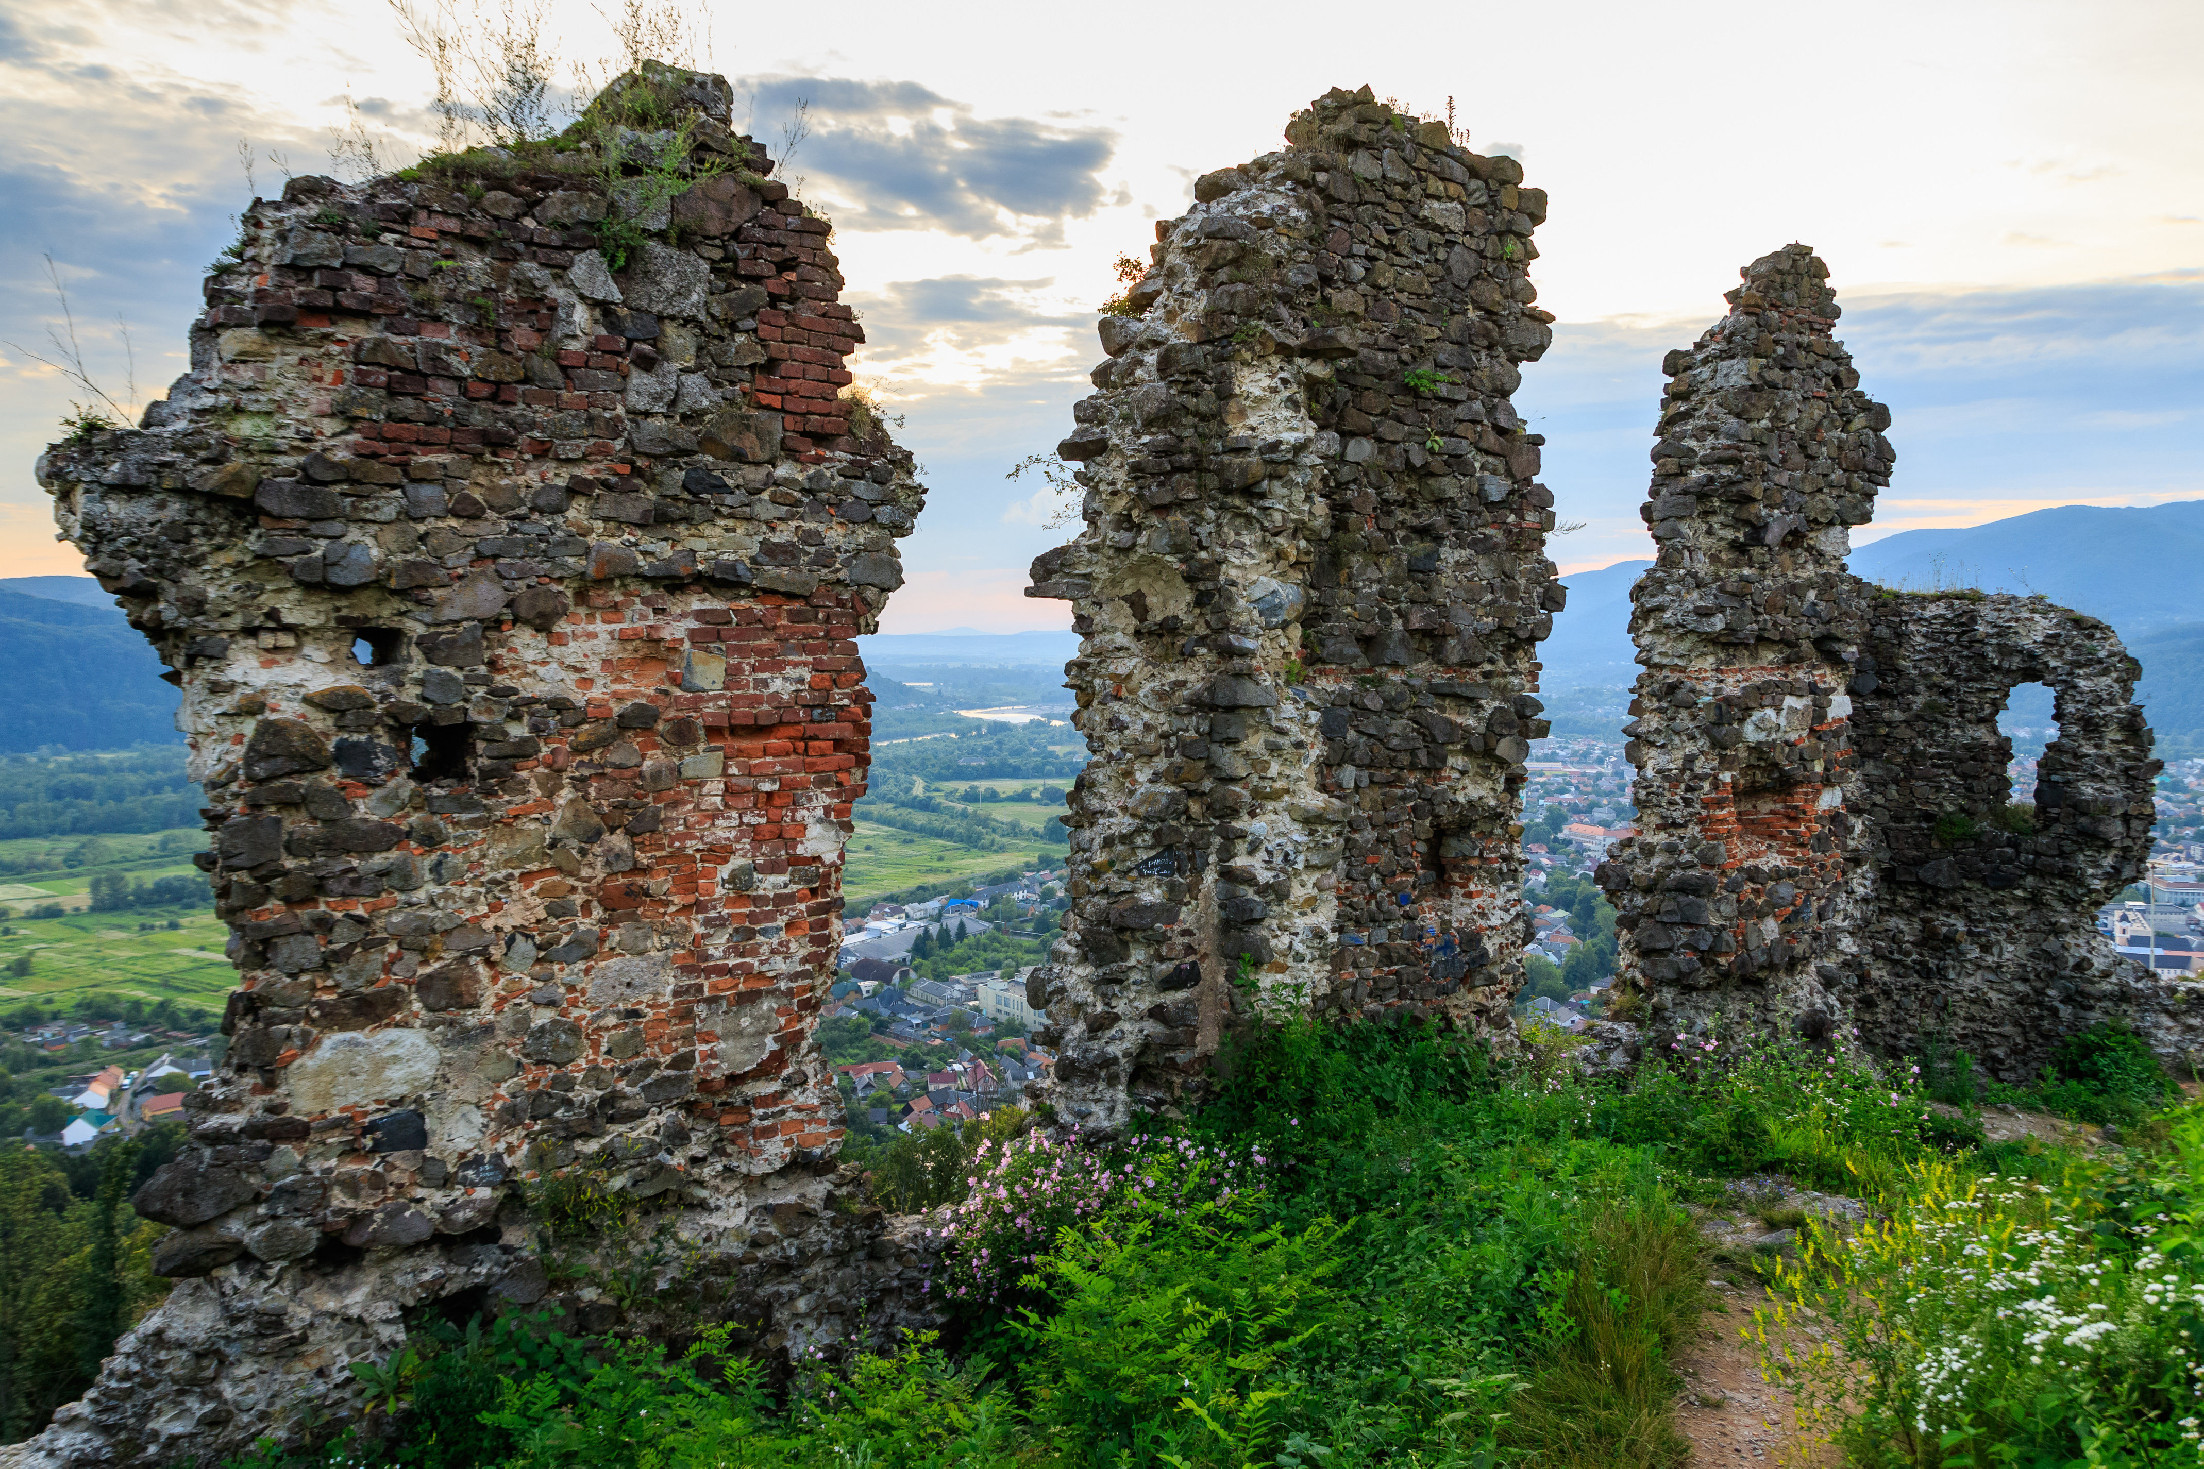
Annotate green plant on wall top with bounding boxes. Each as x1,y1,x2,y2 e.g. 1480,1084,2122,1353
59,409,116,445
1099,253,1147,317
592,114,722,272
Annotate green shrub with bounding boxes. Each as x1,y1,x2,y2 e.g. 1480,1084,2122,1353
226,1016,2129,1469
1686,1094,1779,1174
1504,1196,1707,1468
1762,1130,2204,1468
486,1326,1018,1469
1016,1191,1346,1468
1933,811,1981,846
2036,1021,2181,1126
1917,1032,1980,1108
860,1106,1029,1215
941,1129,1252,1309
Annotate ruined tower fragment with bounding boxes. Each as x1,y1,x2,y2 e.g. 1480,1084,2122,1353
1601,245,2203,1078
1027,86,1562,1128
19,66,931,1468
1598,248,1882,1038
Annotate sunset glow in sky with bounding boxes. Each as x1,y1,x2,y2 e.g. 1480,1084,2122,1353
2,0,2198,628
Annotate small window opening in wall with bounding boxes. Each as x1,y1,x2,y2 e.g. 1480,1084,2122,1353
408,722,471,783
1998,681,2058,819
351,628,405,667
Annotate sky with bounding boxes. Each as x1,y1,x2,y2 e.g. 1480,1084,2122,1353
0,0,2198,631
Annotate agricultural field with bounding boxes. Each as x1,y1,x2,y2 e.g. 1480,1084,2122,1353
843,821,1054,905
0,827,208,915
0,908,237,1018
959,799,1059,829
904,778,1070,830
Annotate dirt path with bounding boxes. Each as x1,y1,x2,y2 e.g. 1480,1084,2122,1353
1671,1101,2114,1464
1673,1274,1836,1467
1674,1179,1866,1466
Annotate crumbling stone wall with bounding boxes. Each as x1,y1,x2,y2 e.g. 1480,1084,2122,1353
1847,596,2186,1074
14,66,938,1469
1600,245,2204,1078
1596,247,1882,1044
1027,86,1561,1129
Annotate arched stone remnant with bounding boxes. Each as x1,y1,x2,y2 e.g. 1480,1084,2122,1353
1027,85,1562,1129
1599,245,2203,1078
18,65,938,1469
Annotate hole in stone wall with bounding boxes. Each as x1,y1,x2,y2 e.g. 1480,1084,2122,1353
352,628,405,667
1999,681,2059,805
408,722,472,783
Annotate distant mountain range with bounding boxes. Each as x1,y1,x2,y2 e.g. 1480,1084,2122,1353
5,496,2201,756
1542,557,1650,692
1545,500,2204,754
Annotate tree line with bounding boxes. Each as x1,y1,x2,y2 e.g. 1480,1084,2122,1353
0,750,197,842
85,873,206,912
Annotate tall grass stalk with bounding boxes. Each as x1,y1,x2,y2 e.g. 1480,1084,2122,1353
1505,1195,1708,1468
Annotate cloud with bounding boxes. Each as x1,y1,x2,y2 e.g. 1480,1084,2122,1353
2080,408,2197,430
1000,484,1074,528
1840,273,2204,377
1509,272,2204,572
0,8,46,66
2019,155,2120,184
739,75,1117,246
0,19,323,536
847,275,1092,396
875,566,1070,636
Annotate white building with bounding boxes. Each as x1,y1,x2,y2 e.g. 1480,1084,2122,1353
976,971,1046,1030
2145,861,2204,930
61,1116,112,1149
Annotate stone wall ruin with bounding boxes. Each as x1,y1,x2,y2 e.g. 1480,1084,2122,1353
19,72,2203,1469
1599,245,2204,1079
1026,86,1562,1128
14,66,939,1469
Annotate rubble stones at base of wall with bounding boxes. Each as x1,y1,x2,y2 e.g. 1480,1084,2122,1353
1600,245,2204,1081
9,65,944,1469
1026,86,1561,1130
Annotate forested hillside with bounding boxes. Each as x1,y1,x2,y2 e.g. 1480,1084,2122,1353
0,583,179,753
